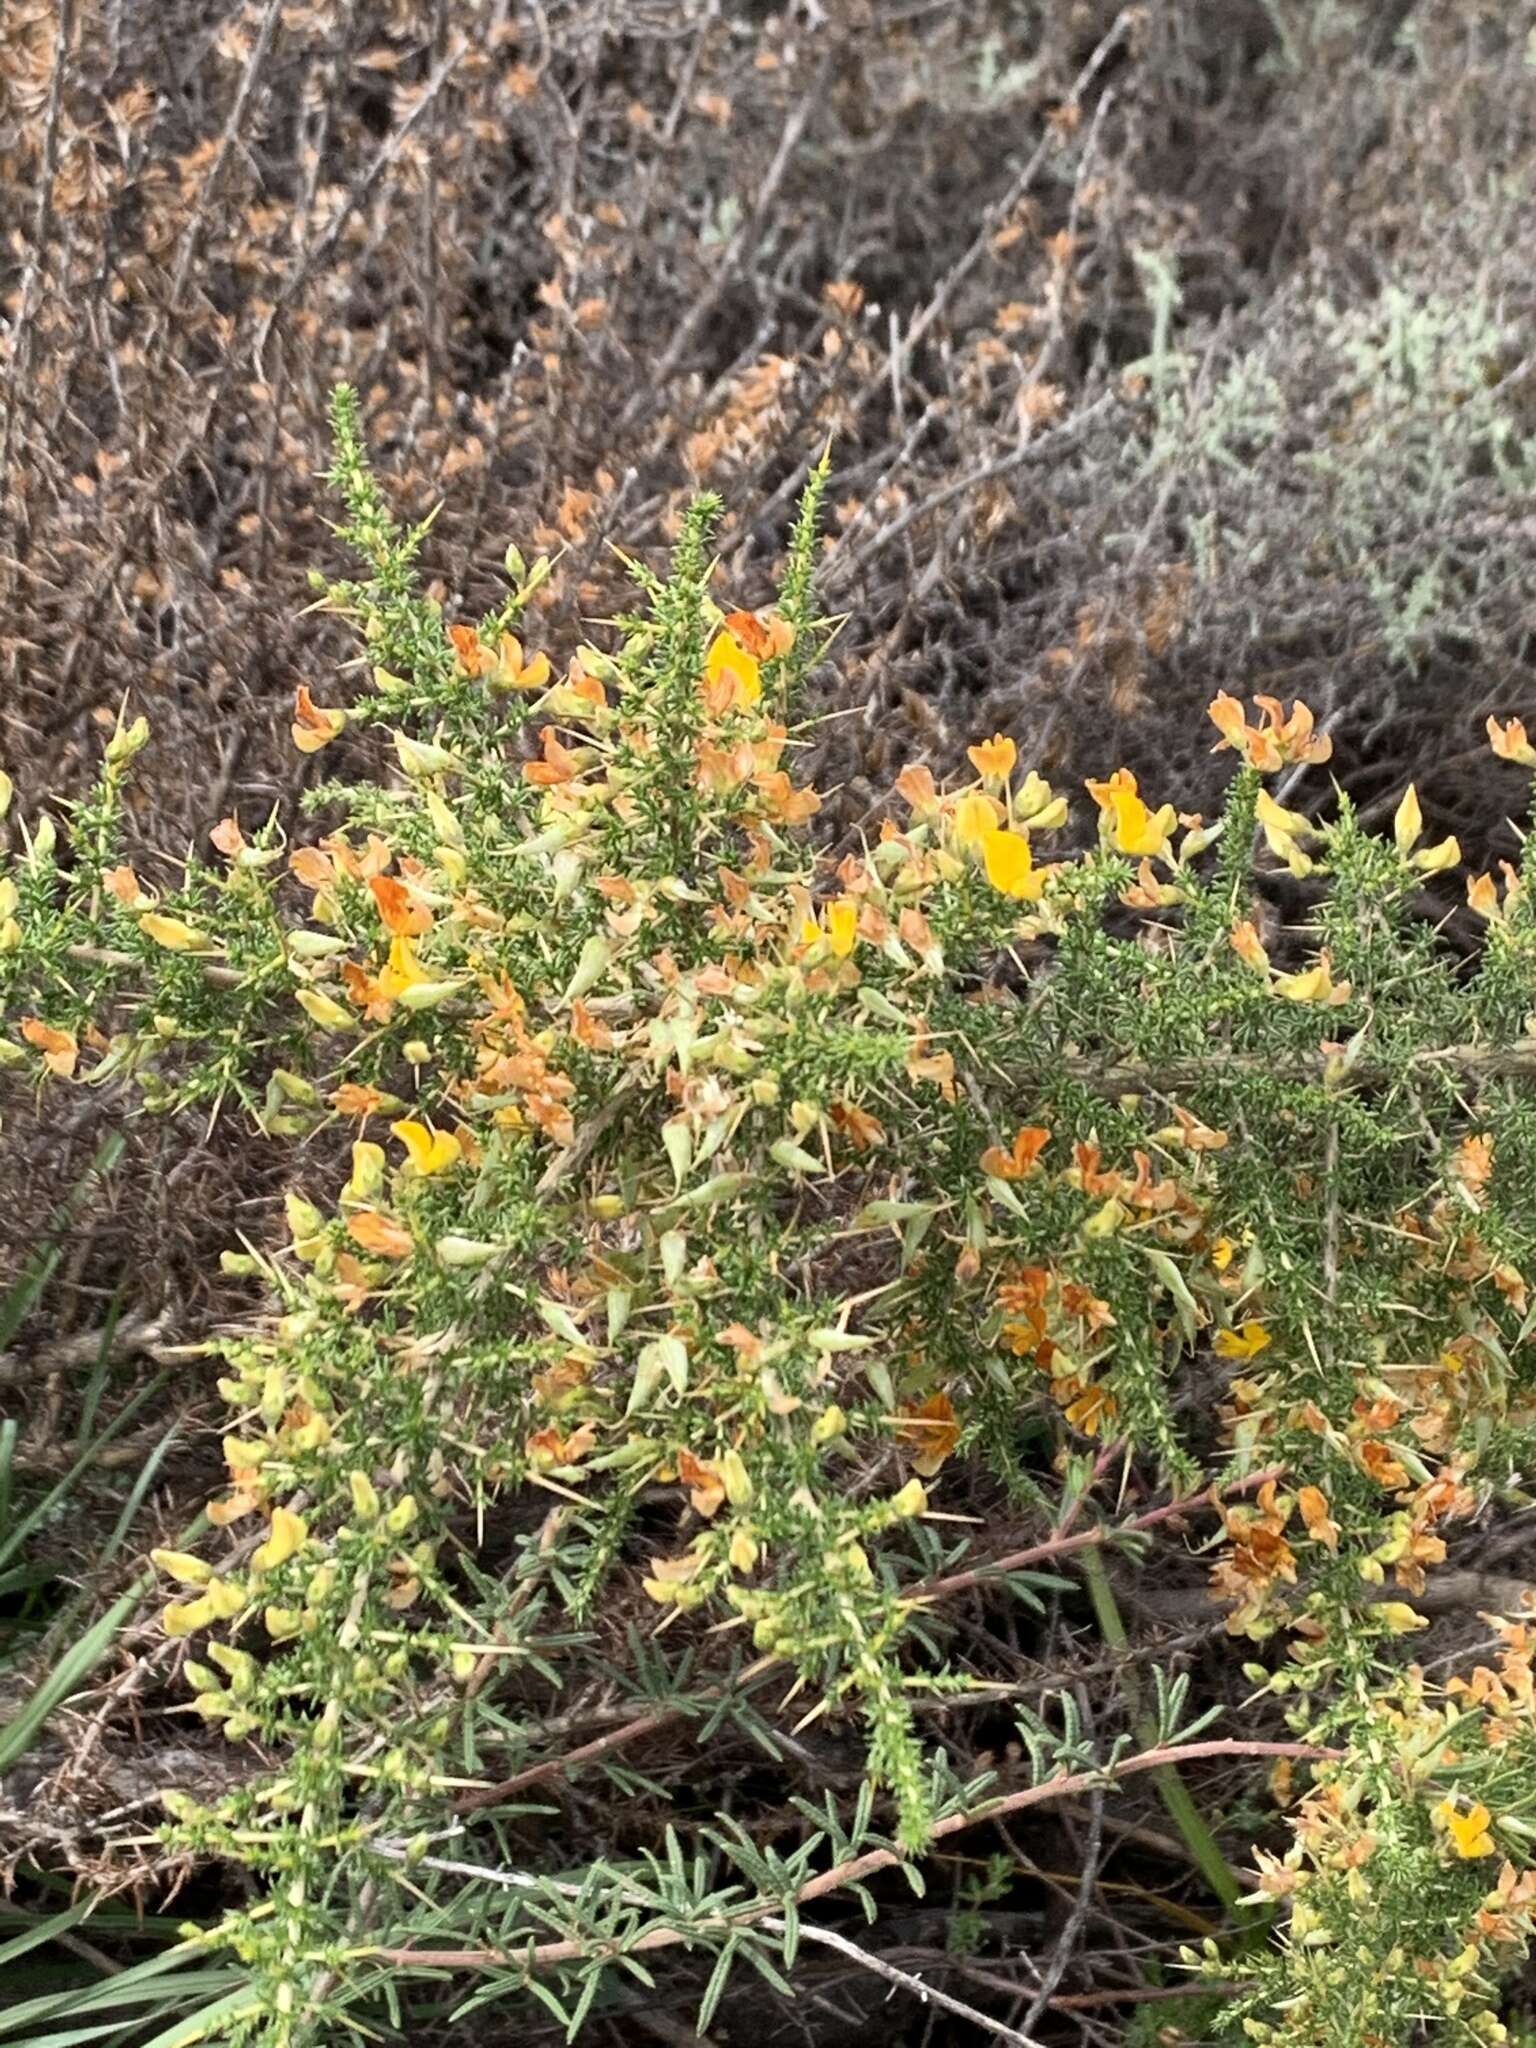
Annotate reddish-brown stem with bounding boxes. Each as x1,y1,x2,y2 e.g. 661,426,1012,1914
384,1736,1335,1973
456,1465,1283,1813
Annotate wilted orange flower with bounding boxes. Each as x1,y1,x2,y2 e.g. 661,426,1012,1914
1451,1131,1494,1199
346,1210,414,1259
677,1449,726,1517
896,1391,961,1475
524,724,580,786
333,1083,388,1118
209,816,245,858
830,1099,886,1150
752,768,820,824
21,1017,79,1078
727,608,794,661
369,872,433,936
981,1125,1051,1180
895,762,940,818
290,845,337,892
1359,1439,1410,1491
449,622,492,676
1296,1485,1340,1552
1488,716,1536,767
292,685,346,753
1229,918,1271,972
103,864,149,905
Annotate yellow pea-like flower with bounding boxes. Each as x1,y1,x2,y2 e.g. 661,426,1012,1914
391,1118,462,1176
252,1506,306,1573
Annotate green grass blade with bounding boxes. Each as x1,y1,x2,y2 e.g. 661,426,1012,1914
0,1579,146,1775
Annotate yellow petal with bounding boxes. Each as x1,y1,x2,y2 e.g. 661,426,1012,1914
345,1140,387,1202
1213,1321,1271,1359
952,790,1000,853
825,898,859,958
252,1505,306,1573
151,1549,214,1587
704,631,762,709
1393,784,1423,856
391,1117,462,1175
139,913,210,952
1410,835,1460,874
982,827,1037,898
162,1595,216,1637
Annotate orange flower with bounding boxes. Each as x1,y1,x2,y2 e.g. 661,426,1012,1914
1207,692,1331,771
291,685,346,753
1488,716,1536,768
1296,1485,1340,1553
677,1449,726,1517
21,1017,79,1078
369,872,433,936
449,622,492,677
980,1125,1051,1180
523,725,580,786
896,1391,961,1476
967,733,1017,784
209,816,245,858
722,607,794,661
332,1082,388,1118
1063,1381,1118,1438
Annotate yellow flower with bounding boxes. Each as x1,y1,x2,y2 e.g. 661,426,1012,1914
951,789,1001,853
825,898,860,958
391,1118,462,1176
1273,951,1351,1006
982,827,1040,899
151,1548,214,1586
1393,784,1423,857
967,733,1017,784
252,1506,306,1573
295,988,357,1032
490,632,553,693
704,629,762,711
345,1140,387,1203
1214,1320,1272,1359
377,934,428,1001
139,913,212,952
1108,787,1176,859
1436,1799,1497,1858
1254,788,1320,876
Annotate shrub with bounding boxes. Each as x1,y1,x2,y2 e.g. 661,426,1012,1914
9,392,1536,2044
